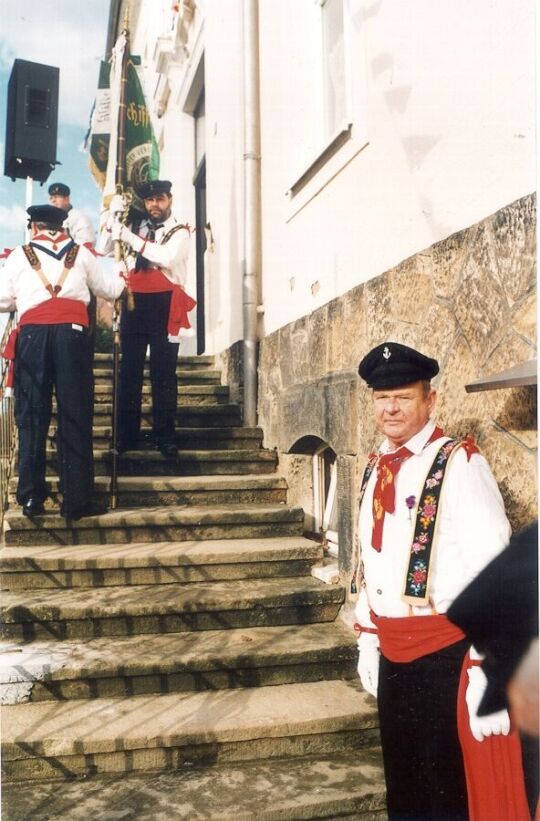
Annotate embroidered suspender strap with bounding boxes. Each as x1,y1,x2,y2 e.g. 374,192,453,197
350,454,378,593
402,438,467,606
161,224,188,244
22,244,80,297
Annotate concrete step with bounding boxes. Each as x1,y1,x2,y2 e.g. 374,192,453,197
53,402,243,427
1,575,344,641
34,447,278,477
0,749,386,820
2,679,379,782
87,425,263,450
93,367,222,385
0,536,321,590
0,621,356,702
3,503,304,547
94,353,215,370
9,474,288,511
92,383,230,405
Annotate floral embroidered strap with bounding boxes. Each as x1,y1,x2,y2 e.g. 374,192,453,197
402,438,472,606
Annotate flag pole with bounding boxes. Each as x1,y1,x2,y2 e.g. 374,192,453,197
110,6,130,510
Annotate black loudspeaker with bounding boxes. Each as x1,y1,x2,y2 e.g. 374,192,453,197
4,59,59,183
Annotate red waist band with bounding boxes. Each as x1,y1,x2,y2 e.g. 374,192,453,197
371,612,466,662
128,267,197,336
129,267,172,293
20,298,89,327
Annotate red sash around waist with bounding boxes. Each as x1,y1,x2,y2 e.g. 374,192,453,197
128,267,197,337
2,298,89,390
371,612,466,662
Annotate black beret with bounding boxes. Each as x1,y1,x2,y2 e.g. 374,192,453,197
27,204,68,226
137,179,172,199
358,342,439,388
48,182,70,196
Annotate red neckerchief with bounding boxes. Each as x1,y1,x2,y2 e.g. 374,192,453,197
371,425,444,551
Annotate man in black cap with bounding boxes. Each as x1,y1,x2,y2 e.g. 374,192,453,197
104,180,192,457
353,341,528,820
0,205,124,519
48,182,96,247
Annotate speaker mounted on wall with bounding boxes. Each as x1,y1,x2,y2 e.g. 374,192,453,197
4,59,60,183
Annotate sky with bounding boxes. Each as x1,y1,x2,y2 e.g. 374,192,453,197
0,0,111,250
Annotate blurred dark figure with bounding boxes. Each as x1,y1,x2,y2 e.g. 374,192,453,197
448,520,538,817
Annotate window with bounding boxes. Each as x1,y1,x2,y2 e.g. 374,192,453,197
321,0,347,140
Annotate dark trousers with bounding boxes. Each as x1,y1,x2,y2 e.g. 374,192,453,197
15,323,94,516
119,292,179,448
377,640,469,821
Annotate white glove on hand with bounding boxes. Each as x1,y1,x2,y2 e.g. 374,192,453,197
109,194,127,214
357,632,380,698
111,220,124,242
466,665,511,742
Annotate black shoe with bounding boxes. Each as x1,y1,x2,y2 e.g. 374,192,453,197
22,497,45,518
158,442,178,458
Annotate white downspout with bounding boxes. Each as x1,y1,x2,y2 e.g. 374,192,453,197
242,0,261,428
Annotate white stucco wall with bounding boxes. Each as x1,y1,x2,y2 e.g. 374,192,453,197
125,0,535,352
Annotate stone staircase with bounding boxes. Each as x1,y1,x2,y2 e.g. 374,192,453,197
0,353,385,820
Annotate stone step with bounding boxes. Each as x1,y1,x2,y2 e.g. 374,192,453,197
9,474,287,511
93,367,222,385
0,621,356,702
2,679,379,782
54,402,243,426
0,749,386,820
0,535,320,590
92,383,230,405
93,353,215,369
1,575,344,641
87,426,263,450
33,447,278,477
3,503,304,547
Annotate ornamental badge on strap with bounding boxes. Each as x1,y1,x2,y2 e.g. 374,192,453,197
402,437,479,606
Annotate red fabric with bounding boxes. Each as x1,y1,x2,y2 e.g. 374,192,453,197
20,298,89,328
1,248,13,259
2,298,89,389
128,267,196,336
370,612,466,662
371,425,445,550
457,655,530,820
462,434,480,461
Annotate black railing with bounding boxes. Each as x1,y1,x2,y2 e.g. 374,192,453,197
0,313,17,524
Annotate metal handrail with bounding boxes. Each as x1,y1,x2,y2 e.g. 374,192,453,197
0,312,17,525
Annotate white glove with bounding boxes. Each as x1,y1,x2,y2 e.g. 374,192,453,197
111,220,123,242
466,665,511,742
357,631,380,698
109,194,127,214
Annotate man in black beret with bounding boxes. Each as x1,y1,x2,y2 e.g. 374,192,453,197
103,180,192,457
0,205,124,520
354,342,528,819
48,182,95,247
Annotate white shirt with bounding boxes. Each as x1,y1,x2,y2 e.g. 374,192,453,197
355,419,511,633
100,214,190,288
65,207,96,246
0,237,125,317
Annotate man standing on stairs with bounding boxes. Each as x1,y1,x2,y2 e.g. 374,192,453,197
0,205,125,520
354,341,529,820
103,180,193,458
48,182,96,247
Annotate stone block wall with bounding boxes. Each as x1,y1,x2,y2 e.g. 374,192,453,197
257,193,537,588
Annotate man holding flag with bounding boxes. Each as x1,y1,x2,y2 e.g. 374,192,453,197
104,181,192,456
89,18,194,464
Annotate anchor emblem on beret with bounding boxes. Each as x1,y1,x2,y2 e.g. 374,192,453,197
383,346,391,360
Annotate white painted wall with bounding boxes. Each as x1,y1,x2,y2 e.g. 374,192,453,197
127,0,535,351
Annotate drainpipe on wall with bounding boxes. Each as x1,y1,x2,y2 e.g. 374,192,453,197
242,0,262,428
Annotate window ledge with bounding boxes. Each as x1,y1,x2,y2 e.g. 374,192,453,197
287,122,352,198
